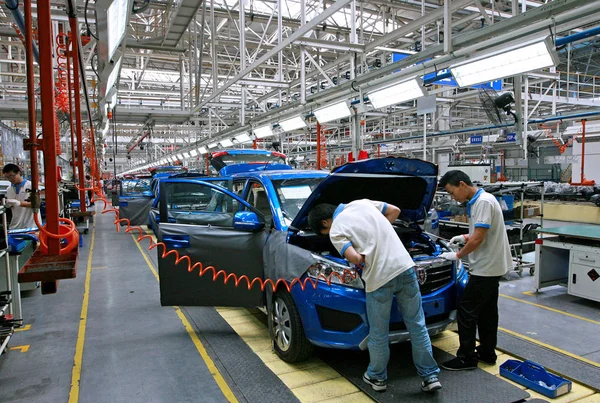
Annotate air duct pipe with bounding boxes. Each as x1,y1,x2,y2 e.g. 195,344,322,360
5,0,40,64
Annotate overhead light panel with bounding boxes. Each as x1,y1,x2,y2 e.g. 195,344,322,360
189,149,198,157
220,139,233,148
449,37,558,87
279,116,306,132
367,78,426,109
96,0,130,61
198,146,208,154
254,125,274,139
314,101,352,123
208,142,218,149
235,133,252,143
183,152,191,159
176,153,183,160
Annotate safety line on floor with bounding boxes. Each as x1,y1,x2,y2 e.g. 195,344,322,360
500,294,600,325
131,234,239,403
68,223,96,403
499,327,600,369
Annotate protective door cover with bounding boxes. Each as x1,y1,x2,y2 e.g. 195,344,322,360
157,223,266,307
119,197,153,226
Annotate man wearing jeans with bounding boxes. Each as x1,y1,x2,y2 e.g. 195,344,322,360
438,170,512,370
308,200,441,393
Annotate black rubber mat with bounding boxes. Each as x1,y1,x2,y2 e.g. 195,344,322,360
318,342,530,403
498,330,600,392
182,306,299,403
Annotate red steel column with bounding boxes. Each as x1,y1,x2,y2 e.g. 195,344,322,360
67,41,76,181
37,0,60,254
69,16,86,213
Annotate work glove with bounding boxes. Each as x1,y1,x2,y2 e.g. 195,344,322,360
440,252,459,261
450,235,467,245
5,199,20,208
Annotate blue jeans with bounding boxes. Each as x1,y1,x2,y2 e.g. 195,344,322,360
365,268,440,382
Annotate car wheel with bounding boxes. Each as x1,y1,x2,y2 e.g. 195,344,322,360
272,290,313,363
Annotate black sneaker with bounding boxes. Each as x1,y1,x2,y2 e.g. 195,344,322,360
363,372,387,392
477,351,497,365
441,357,477,371
421,376,442,392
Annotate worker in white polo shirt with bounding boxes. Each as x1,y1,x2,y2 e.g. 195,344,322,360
3,164,41,230
438,170,512,371
308,200,442,394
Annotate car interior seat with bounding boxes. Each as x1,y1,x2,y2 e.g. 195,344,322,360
253,189,272,227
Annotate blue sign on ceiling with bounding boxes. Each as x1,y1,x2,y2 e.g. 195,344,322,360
392,53,502,91
506,133,517,142
470,135,483,144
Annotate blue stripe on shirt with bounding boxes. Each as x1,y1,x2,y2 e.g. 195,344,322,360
381,202,387,215
340,242,353,257
474,223,491,229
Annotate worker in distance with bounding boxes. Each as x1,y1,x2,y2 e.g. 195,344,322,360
308,199,442,394
3,163,42,230
438,170,512,370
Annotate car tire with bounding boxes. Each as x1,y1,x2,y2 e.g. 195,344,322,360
272,290,313,363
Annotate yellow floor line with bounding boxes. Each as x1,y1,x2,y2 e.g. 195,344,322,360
499,327,600,370
500,294,600,325
131,235,238,403
68,223,96,403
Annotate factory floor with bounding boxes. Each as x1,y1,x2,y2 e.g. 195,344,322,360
0,209,598,402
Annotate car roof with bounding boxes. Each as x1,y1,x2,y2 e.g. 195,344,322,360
232,169,329,181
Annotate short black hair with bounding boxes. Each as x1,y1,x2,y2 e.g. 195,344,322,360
439,170,473,188
2,164,20,174
307,203,337,233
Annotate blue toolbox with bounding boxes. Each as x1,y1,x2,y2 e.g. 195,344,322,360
500,359,572,398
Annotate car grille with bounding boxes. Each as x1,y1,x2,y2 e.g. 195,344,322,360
416,258,454,295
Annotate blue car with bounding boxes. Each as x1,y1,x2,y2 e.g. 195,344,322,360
155,156,468,362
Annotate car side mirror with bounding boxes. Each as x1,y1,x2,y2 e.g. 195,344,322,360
142,191,153,197
233,211,265,232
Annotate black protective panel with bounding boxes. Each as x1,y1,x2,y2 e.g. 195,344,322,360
119,197,153,226
157,223,266,307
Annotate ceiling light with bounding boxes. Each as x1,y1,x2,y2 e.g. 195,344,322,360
220,139,233,148
367,78,426,109
314,101,352,123
183,152,191,159
176,153,183,160
208,142,218,149
254,125,274,139
189,149,198,157
450,37,558,88
96,0,130,61
235,132,252,143
198,146,208,154
279,116,306,132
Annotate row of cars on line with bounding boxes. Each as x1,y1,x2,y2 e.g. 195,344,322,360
117,150,468,362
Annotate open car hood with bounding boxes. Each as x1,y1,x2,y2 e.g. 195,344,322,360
210,149,291,175
291,157,438,230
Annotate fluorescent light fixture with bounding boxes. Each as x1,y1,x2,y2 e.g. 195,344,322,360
96,0,129,61
449,37,558,87
314,101,352,123
375,46,417,55
208,142,218,149
235,132,252,143
183,152,191,159
176,153,183,160
367,78,426,109
254,125,274,139
219,139,233,148
279,116,306,132
189,149,198,157
198,146,208,154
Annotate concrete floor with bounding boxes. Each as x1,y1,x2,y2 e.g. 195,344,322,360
0,207,598,402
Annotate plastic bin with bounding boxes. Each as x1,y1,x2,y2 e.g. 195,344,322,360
500,359,572,398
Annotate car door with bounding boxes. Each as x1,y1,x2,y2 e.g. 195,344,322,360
119,179,154,226
157,179,267,307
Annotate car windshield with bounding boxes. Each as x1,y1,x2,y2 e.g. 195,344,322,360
271,177,325,223
121,179,151,196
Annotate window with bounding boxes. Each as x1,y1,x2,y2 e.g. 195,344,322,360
271,177,325,223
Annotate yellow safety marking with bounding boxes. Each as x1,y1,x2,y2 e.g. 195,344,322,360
500,294,600,325
522,291,536,297
91,266,108,270
9,345,29,353
68,223,96,403
14,324,31,332
131,235,238,403
499,327,600,369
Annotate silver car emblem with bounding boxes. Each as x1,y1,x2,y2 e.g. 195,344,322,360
416,266,428,285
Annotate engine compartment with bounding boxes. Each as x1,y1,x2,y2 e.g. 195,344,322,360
289,223,443,260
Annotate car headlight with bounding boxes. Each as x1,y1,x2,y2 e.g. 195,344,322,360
306,255,364,289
